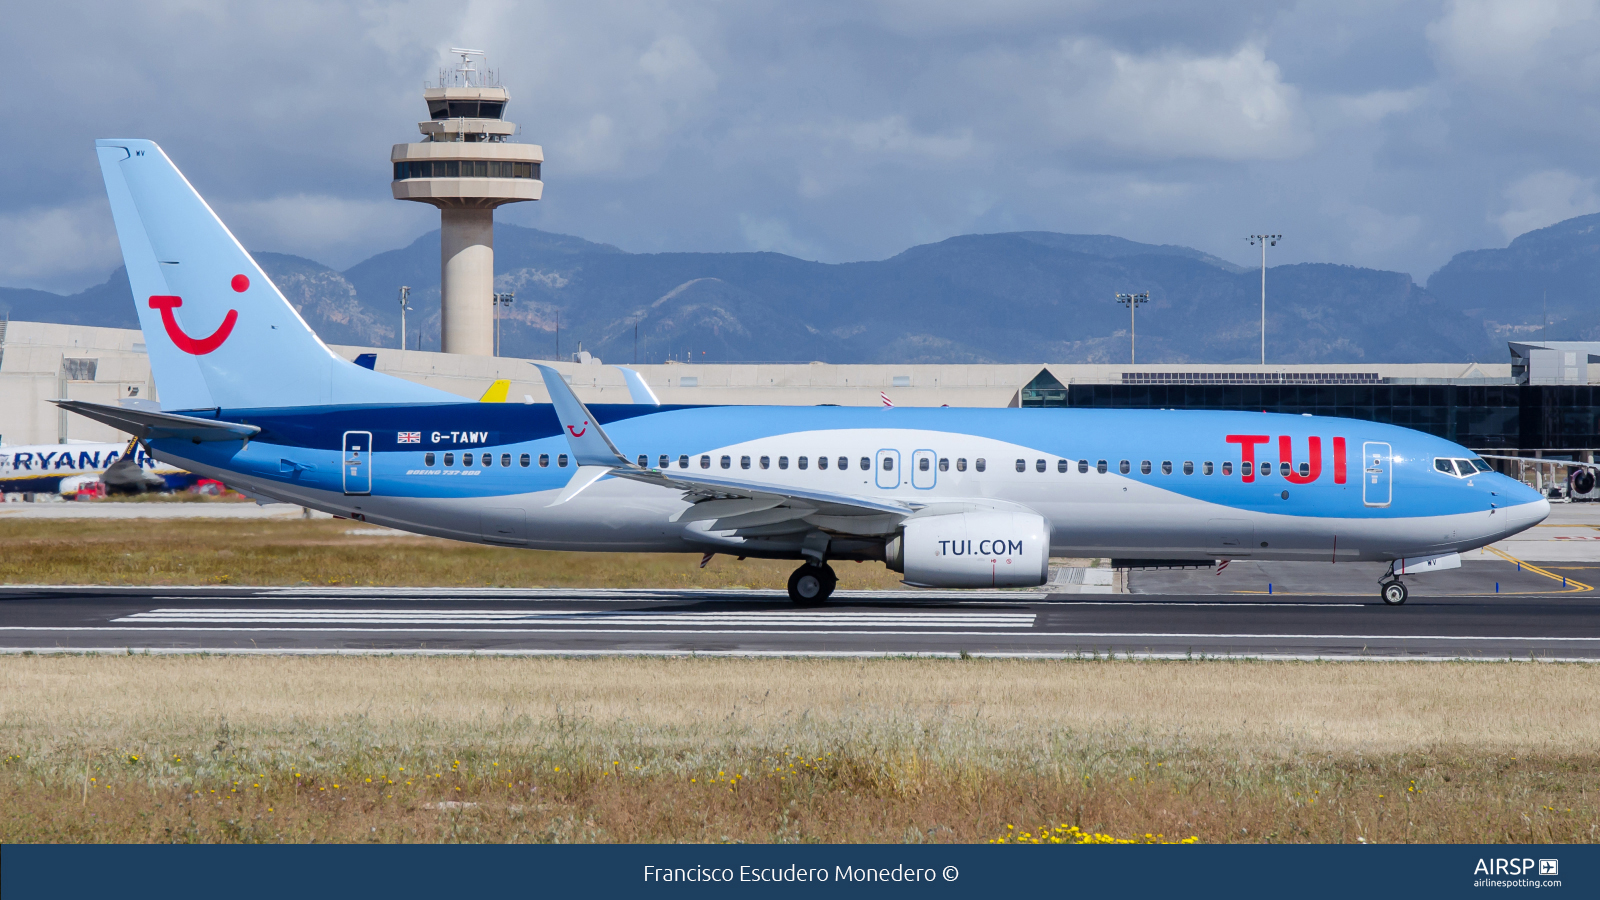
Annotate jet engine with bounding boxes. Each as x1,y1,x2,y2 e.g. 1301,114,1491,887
885,511,1051,588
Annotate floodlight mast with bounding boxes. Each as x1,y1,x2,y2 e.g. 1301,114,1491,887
1247,234,1281,365
1115,292,1149,364
398,286,412,351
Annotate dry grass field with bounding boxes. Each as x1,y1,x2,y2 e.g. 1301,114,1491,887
2,655,1597,844
0,519,906,590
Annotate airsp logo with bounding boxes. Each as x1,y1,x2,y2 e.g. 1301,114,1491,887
1473,858,1550,876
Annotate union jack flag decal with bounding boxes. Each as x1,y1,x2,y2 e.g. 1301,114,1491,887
397,431,421,444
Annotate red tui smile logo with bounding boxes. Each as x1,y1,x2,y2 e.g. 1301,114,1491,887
567,422,588,437
147,274,247,355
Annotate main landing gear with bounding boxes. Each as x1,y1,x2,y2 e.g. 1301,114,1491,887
1379,562,1409,606
788,563,837,604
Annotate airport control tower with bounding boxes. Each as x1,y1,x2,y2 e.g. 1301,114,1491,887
391,49,542,356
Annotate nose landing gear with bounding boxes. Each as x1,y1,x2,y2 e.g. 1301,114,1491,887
788,563,837,604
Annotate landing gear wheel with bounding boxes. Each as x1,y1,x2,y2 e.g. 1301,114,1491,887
788,564,837,604
1381,580,1408,606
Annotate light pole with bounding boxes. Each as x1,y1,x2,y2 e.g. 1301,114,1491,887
1247,234,1280,365
1115,292,1149,364
397,286,412,350
493,292,515,357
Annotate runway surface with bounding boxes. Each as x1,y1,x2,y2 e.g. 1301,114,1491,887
3,575,1599,660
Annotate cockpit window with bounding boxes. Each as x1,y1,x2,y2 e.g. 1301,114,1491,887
1436,457,1490,478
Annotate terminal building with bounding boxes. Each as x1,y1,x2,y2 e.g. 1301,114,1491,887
2,316,1596,489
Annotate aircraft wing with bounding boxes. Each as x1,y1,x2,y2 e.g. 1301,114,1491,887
54,399,260,444
608,466,916,516
531,363,913,523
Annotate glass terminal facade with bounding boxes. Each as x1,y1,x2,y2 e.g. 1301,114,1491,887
1021,370,1600,451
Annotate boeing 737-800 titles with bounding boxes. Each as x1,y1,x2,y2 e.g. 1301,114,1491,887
59,140,1549,604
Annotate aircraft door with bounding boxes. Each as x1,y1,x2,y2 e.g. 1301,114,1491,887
342,431,372,496
1362,442,1391,507
875,449,901,489
911,449,937,489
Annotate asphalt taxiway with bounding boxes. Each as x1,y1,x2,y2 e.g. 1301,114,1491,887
2,565,1597,660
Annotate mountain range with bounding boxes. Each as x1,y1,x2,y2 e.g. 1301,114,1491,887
7,214,1600,365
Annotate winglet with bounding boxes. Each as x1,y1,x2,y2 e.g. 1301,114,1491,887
532,364,631,467
479,379,511,402
615,366,661,405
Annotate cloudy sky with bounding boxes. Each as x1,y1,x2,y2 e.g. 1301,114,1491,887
5,0,1600,293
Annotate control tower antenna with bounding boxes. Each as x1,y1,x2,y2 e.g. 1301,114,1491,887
392,51,542,356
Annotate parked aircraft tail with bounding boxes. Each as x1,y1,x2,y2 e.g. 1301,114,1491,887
94,139,456,411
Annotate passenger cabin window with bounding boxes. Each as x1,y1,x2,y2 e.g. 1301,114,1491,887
1298,462,1309,477
956,458,967,472
1015,459,1025,473
1034,459,1044,472
425,452,436,466
558,454,569,468
638,455,648,467
740,455,751,469
1241,462,1252,476
1203,461,1213,475
659,455,670,468
818,456,829,470
940,458,950,472
700,455,711,469
799,456,809,470
838,457,848,470
501,453,511,467
1140,460,1152,475
760,456,770,469
721,455,731,469
1183,461,1194,475
881,456,893,471
538,454,549,467
679,455,689,469
778,456,789,470
1222,461,1232,475
444,452,455,466
1057,459,1067,473
1078,459,1088,473
464,453,474,467
1161,461,1172,475
860,457,870,471
975,458,986,472
1096,459,1107,474
919,457,930,471
482,453,492,468
520,454,530,467
1279,462,1290,476
1119,460,1130,474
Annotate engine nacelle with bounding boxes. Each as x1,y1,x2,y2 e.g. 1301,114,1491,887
886,512,1051,588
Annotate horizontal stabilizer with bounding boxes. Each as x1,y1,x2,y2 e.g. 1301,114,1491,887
54,399,260,443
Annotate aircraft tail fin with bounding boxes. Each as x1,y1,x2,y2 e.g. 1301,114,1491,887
94,139,456,411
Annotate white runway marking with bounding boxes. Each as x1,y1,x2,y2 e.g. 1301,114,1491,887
110,608,1036,629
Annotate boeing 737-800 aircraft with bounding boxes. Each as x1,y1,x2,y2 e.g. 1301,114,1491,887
60,140,1549,604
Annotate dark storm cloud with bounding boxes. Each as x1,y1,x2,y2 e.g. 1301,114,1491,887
4,0,1600,295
